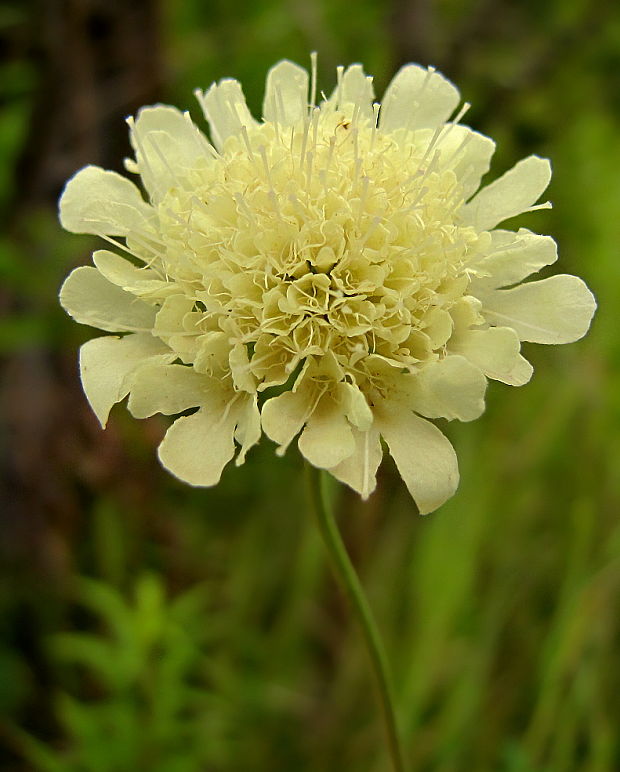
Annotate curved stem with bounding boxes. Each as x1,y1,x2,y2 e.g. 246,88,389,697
306,464,407,772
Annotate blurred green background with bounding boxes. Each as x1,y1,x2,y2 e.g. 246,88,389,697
1,0,619,770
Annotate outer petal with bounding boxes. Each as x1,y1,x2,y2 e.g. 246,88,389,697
481,274,596,344
469,229,558,292
234,394,261,465
449,327,533,386
338,381,373,431
376,408,459,514
434,124,496,199
196,79,257,151
127,363,207,418
423,307,453,348
298,403,355,470
93,250,170,297
153,295,205,363
158,408,236,487
128,106,214,199
59,166,154,236
60,266,157,332
326,64,375,120
263,60,309,125
404,356,487,421
229,342,256,394
330,426,382,500
461,155,551,231
261,388,310,454
79,333,173,427
380,64,460,133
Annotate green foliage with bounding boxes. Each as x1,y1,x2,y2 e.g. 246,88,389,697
14,574,225,771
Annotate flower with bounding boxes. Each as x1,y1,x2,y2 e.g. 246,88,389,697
59,58,596,513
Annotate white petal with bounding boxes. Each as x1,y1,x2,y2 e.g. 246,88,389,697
330,426,382,499
338,381,373,430
229,343,256,393
261,388,310,454
449,326,533,386
60,266,157,332
327,64,375,119
93,250,169,297
79,333,173,427
128,106,214,199
234,395,261,465
263,60,309,125
376,408,459,514
196,79,257,151
461,155,551,231
153,294,194,336
59,165,154,236
449,296,484,330
423,307,453,348
127,364,207,418
298,403,355,469
434,124,496,199
405,356,487,421
380,64,460,133
153,295,203,362
158,408,236,487
505,354,534,387
469,229,557,292
481,274,596,344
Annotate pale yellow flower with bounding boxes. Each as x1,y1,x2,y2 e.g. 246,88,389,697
59,58,596,513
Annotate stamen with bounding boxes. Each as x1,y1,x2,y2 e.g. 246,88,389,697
146,133,185,190
356,176,370,224
234,192,258,225
239,127,258,169
305,151,315,192
126,116,159,197
309,52,318,111
336,65,344,110
299,115,311,173
183,110,219,158
370,103,380,151
437,101,471,148
97,233,162,267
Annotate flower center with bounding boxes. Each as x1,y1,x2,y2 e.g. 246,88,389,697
155,110,484,392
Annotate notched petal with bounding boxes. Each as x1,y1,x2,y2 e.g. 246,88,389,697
481,274,596,344
196,79,257,151
263,60,309,125
380,64,460,133
158,409,237,487
79,333,173,427
449,326,533,386
330,426,382,500
462,155,551,231
261,388,310,455
127,363,207,418
60,266,157,332
59,165,155,236
325,64,375,119
128,105,214,198
404,356,487,422
298,404,355,469
376,407,459,514
469,229,558,293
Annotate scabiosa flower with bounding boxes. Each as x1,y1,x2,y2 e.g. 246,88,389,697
59,58,595,513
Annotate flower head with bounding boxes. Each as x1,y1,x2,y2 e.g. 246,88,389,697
59,58,595,513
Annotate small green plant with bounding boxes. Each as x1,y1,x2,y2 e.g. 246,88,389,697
13,574,228,772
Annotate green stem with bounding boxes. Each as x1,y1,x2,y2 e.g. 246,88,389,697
306,464,407,772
